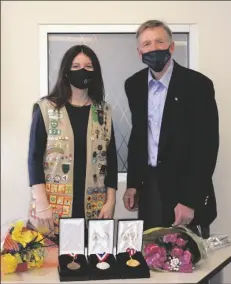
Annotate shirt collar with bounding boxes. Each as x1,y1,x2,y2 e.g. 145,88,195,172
148,58,174,89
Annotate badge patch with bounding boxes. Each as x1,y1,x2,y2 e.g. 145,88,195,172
62,163,70,174
87,188,93,195
50,119,58,129
46,174,52,182
57,196,64,205
46,147,64,155
62,175,68,182
54,175,61,183
93,174,97,183
51,184,58,193
55,205,63,215
97,202,103,208
63,205,70,215
100,187,107,193
48,129,61,136
65,184,72,194
58,184,65,193
48,109,63,119
98,194,105,202
64,197,72,205
92,195,98,202
50,195,57,204
100,165,107,175
46,183,51,192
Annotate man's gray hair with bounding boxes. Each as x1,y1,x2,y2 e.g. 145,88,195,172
136,20,172,42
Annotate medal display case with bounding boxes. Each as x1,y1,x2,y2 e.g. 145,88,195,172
87,219,118,280
58,218,89,281
116,219,150,279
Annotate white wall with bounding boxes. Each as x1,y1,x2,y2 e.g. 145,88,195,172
2,1,231,282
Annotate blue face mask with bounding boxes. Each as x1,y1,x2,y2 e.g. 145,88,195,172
142,48,171,72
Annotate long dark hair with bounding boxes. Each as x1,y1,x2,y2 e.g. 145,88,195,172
45,45,105,108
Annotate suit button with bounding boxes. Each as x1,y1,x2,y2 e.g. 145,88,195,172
157,160,162,164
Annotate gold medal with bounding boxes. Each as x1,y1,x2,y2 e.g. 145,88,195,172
126,258,140,267
126,248,140,267
67,261,81,270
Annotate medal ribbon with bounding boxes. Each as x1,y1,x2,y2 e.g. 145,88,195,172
96,252,109,263
126,248,136,257
68,253,78,260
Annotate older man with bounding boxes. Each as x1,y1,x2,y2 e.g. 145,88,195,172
123,20,219,237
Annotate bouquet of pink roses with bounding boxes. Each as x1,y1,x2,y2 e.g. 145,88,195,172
142,226,230,273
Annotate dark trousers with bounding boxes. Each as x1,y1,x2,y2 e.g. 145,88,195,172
138,166,210,239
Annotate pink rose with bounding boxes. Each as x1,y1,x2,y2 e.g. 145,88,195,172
163,262,171,271
149,244,161,254
179,250,192,265
179,263,193,273
144,244,152,254
152,259,164,269
163,233,178,243
145,256,153,267
176,238,186,247
171,247,184,258
159,247,167,262
144,244,151,255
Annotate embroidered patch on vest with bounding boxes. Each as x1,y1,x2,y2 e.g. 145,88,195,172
46,147,64,155
48,109,63,119
48,129,61,135
50,119,58,129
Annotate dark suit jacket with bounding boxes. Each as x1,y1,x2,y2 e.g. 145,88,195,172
125,61,219,226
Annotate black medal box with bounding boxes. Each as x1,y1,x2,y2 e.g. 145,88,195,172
115,219,150,279
87,253,118,280
58,218,89,281
87,219,118,280
58,254,89,282
57,218,150,281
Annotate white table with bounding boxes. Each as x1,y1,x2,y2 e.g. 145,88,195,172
2,246,231,284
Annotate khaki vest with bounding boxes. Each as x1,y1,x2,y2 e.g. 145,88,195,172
29,99,112,234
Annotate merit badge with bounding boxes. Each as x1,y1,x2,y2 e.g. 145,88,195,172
99,165,107,175
97,110,104,125
62,175,68,182
46,174,52,182
54,175,61,183
48,129,61,135
62,163,70,174
50,119,58,129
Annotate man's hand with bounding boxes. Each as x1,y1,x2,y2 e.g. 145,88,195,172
173,203,194,226
123,188,137,211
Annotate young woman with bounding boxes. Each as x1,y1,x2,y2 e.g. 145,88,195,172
28,45,118,235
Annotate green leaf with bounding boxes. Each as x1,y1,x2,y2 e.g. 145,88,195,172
30,242,42,249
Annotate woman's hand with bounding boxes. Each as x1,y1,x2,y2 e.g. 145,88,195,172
98,187,116,219
98,200,115,219
30,184,55,236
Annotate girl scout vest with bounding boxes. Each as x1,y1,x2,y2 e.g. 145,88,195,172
30,99,112,234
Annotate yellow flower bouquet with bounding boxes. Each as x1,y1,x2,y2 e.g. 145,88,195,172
1,220,58,275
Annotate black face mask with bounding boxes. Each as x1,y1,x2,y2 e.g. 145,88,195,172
142,48,171,72
67,68,94,89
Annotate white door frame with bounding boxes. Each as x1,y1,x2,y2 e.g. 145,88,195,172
38,24,198,182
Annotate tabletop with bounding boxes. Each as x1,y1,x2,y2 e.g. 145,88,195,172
2,246,231,284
